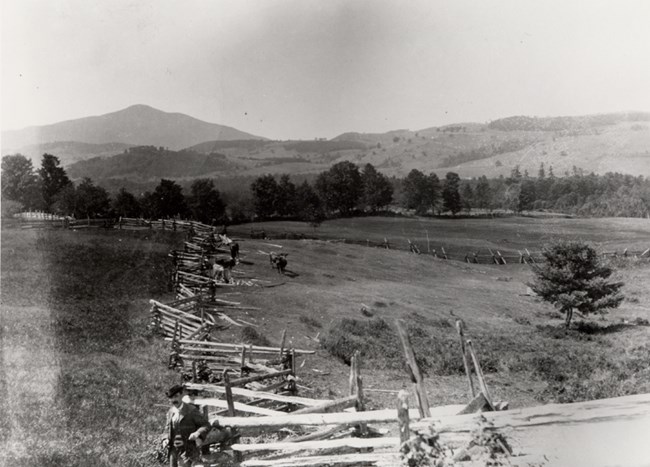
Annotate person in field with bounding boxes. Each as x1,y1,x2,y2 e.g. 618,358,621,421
230,242,240,260
164,385,210,467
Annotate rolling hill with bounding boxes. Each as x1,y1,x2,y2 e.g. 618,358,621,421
6,108,650,184
1,104,266,156
65,145,241,182
3,141,135,167
182,112,650,180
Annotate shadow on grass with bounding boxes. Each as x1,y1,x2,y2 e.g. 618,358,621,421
536,321,635,339
24,230,175,465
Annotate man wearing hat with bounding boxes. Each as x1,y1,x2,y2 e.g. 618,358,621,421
164,385,211,467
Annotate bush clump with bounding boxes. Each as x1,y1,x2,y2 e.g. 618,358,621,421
240,326,271,347
320,317,401,366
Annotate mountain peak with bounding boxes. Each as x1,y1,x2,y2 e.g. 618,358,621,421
2,105,266,151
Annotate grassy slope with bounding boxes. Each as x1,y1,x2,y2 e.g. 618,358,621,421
1,217,649,464
230,232,650,409
1,229,180,466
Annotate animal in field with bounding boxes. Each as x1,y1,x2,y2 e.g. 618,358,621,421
213,257,238,283
269,252,288,274
230,242,240,260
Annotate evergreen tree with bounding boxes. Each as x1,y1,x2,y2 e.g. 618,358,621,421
509,165,523,181
518,180,537,212
529,241,624,328
402,169,427,211
538,162,546,179
474,176,492,211
442,172,462,215
460,182,474,213
39,153,71,209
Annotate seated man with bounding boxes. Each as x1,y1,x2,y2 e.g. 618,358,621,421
164,385,211,467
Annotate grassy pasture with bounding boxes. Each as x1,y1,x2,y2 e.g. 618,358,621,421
1,216,649,465
236,216,650,256
1,228,179,466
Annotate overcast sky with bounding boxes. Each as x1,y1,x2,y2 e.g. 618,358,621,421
2,0,650,139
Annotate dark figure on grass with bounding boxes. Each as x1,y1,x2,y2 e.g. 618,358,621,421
164,385,210,467
269,252,288,274
230,242,240,260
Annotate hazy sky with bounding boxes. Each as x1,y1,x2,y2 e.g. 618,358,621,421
2,0,650,139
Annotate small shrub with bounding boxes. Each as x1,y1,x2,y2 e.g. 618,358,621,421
360,307,374,317
240,326,271,346
298,315,322,328
532,347,650,403
513,315,531,326
320,317,401,366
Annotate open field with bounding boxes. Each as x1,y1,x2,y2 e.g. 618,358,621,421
1,216,650,465
237,216,650,256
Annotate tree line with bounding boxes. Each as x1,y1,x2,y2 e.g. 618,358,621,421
3,153,649,223
1,153,227,223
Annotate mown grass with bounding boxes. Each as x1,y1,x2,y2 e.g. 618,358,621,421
1,228,181,466
236,216,650,256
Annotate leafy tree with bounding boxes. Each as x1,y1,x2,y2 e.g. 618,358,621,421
112,188,141,218
402,169,439,215
188,178,225,224
251,174,280,219
39,153,71,209
138,191,157,219
361,163,393,212
152,179,187,218
276,174,297,217
51,184,77,216
76,178,111,218
315,161,363,215
1,154,42,209
295,181,325,226
442,172,462,215
529,241,624,328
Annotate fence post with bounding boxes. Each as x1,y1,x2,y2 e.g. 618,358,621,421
395,319,431,418
240,345,246,377
455,320,476,398
349,351,367,435
397,390,410,448
466,340,494,410
279,329,287,360
223,370,235,416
